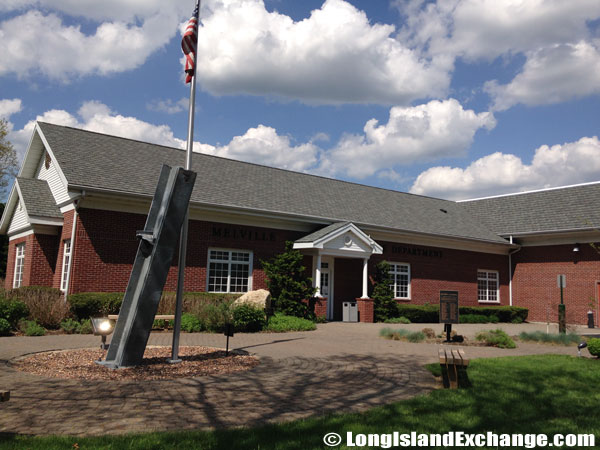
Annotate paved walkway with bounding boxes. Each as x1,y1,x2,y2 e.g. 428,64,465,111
0,322,592,436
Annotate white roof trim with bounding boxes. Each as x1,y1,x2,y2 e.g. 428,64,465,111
35,122,70,188
458,180,600,202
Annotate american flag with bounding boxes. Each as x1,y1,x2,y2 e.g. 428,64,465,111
181,3,199,84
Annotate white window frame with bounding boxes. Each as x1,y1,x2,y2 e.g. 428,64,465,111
206,248,253,293
389,262,411,300
478,269,500,303
60,240,71,292
13,243,25,289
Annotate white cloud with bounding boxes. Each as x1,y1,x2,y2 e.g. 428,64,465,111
146,98,189,115
410,136,600,200
0,98,22,120
485,41,600,110
202,125,319,172
0,5,184,80
193,0,450,104
318,99,495,178
7,100,319,172
400,0,600,61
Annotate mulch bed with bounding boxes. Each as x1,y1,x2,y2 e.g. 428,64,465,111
11,346,259,381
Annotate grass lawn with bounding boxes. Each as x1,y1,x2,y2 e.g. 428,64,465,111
1,355,598,449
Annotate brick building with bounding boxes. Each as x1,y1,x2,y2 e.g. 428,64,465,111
1,122,599,324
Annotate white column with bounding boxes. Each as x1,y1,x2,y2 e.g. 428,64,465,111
361,257,369,298
315,252,322,297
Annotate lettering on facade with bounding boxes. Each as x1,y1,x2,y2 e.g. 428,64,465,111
389,245,443,258
212,226,276,242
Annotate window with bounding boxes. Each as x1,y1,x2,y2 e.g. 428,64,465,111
13,243,25,288
207,249,252,293
389,263,410,299
478,270,499,302
61,240,71,292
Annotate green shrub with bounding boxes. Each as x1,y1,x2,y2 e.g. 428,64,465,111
372,261,397,322
394,304,528,323
460,314,499,324
153,319,173,330
200,302,234,332
180,313,203,333
261,241,316,319
233,304,266,332
68,292,123,321
396,304,439,323
23,320,45,336
0,298,28,326
0,318,11,336
384,316,411,324
266,314,316,332
379,327,425,343
158,291,239,315
60,318,81,334
519,331,580,345
79,319,93,334
475,329,516,349
8,286,67,329
587,338,600,357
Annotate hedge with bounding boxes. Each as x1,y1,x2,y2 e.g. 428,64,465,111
68,292,124,320
396,304,528,323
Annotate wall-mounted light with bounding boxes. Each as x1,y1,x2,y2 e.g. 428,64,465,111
573,243,580,252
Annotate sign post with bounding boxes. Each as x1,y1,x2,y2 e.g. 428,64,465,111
557,275,566,334
440,290,459,342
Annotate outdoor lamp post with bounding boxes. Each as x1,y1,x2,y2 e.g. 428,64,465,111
91,317,115,351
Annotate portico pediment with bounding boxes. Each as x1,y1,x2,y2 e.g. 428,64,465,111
293,222,383,257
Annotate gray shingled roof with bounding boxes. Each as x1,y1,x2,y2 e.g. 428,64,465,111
295,222,349,243
460,183,600,235
37,122,508,244
17,177,62,219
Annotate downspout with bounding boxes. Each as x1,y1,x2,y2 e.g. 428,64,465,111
508,236,522,307
63,192,85,301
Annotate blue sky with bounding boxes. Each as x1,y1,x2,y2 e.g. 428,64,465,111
0,0,599,200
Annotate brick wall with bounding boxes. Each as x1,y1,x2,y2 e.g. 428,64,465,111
69,208,307,294
5,233,60,290
512,243,600,325
371,241,510,308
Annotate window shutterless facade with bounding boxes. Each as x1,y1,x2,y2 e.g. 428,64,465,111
61,240,71,292
13,243,25,288
478,270,499,302
389,262,410,299
207,249,253,293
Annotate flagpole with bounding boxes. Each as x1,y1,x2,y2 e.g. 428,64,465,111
170,0,200,364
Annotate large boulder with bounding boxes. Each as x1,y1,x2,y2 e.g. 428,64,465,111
233,289,271,310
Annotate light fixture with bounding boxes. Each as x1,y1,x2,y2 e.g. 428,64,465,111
578,342,587,357
91,317,115,351
573,243,580,252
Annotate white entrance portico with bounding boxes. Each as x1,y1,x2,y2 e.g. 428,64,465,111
293,222,383,320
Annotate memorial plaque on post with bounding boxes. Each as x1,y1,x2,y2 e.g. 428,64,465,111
440,290,459,324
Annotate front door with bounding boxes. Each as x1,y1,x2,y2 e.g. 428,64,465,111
320,257,334,320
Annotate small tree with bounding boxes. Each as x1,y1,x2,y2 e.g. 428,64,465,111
0,119,17,198
261,241,316,318
372,261,398,322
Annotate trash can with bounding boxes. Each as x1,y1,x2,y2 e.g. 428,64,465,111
343,301,358,322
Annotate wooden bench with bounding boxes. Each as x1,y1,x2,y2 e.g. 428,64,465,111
107,315,175,321
439,348,469,389
1,391,9,402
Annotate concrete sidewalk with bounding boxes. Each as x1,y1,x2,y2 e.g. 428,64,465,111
0,322,591,436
